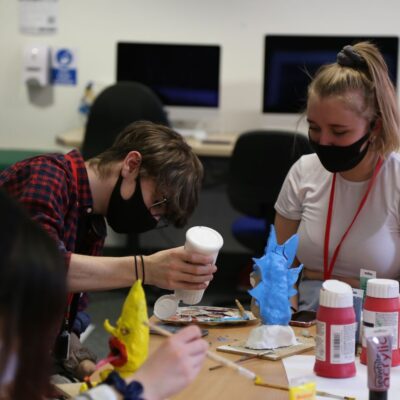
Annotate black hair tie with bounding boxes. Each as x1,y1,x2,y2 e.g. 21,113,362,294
140,254,145,285
134,255,139,281
337,45,367,69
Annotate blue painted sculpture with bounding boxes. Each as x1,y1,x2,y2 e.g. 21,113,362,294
249,225,303,326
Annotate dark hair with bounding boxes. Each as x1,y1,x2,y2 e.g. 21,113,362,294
89,121,204,227
0,190,67,400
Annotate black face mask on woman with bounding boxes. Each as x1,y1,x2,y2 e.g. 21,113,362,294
106,174,158,234
308,131,371,173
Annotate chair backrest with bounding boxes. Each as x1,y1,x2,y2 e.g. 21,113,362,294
227,130,313,222
81,81,169,159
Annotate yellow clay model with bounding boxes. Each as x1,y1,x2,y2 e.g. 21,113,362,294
79,280,149,392
103,279,149,377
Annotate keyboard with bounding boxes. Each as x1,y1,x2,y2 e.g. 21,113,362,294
174,128,208,141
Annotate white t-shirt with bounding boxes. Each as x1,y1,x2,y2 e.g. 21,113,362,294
275,152,400,279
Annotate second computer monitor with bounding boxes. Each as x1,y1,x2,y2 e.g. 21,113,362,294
262,35,399,114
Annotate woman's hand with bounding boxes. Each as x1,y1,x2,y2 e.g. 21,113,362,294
131,325,208,400
144,246,217,290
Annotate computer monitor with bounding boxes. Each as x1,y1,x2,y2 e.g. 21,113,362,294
116,42,221,108
262,35,399,114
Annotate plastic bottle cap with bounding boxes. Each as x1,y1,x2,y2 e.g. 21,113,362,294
369,390,388,400
319,279,353,308
185,226,224,255
153,294,179,320
366,278,399,298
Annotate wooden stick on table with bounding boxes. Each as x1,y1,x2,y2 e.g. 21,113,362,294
146,322,257,381
209,351,272,371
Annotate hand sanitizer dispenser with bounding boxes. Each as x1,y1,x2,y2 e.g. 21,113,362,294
23,45,50,86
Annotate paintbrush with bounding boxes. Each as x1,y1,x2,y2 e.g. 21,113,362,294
145,321,258,381
235,298,249,320
209,351,273,371
315,392,355,400
254,381,355,399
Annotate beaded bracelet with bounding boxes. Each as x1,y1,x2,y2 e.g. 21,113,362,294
133,255,145,284
134,255,139,281
104,371,144,400
140,254,145,284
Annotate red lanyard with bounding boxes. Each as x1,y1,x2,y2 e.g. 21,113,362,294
323,158,383,280
65,153,78,184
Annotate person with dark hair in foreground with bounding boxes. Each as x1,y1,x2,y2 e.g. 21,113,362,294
0,189,208,400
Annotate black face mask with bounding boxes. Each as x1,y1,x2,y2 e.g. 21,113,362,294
309,131,371,173
106,174,158,234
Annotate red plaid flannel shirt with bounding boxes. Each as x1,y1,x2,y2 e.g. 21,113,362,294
0,149,105,314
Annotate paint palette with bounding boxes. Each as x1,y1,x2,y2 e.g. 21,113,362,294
158,306,258,325
217,336,315,361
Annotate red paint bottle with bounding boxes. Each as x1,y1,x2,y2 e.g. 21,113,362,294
360,278,400,367
314,280,356,378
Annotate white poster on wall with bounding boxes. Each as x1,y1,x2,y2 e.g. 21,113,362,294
19,0,59,35
51,48,78,86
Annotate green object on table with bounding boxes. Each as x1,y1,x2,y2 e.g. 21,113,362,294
0,149,51,171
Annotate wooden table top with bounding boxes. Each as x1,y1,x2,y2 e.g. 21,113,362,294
57,321,315,399
150,321,314,400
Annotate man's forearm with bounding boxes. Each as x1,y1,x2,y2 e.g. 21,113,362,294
67,253,136,292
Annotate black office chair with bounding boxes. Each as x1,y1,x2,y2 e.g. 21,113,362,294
81,81,169,160
227,130,313,257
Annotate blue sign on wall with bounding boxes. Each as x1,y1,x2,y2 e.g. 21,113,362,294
51,47,77,85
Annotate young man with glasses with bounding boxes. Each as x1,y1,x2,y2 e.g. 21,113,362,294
0,120,215,381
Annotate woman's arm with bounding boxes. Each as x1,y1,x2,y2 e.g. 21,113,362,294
274,212,301,309
131,325,208,400
75,325,208,400
274,212,301,246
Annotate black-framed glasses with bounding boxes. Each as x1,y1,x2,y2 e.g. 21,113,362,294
149,197,168,213
149,197,169,229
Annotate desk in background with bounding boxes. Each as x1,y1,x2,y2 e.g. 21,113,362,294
0,149,51,171
56,127,238,158
57,321,312,399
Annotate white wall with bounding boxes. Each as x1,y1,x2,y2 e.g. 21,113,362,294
1,0,400,150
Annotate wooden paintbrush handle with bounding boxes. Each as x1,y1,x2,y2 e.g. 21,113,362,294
147,322,256,380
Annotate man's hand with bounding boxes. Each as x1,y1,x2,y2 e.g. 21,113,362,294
144,246,217,290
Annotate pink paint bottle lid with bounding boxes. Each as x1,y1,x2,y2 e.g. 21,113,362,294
319,280,353,308
366,278,399,299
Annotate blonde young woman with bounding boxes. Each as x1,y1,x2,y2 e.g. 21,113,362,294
274,42,400,311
